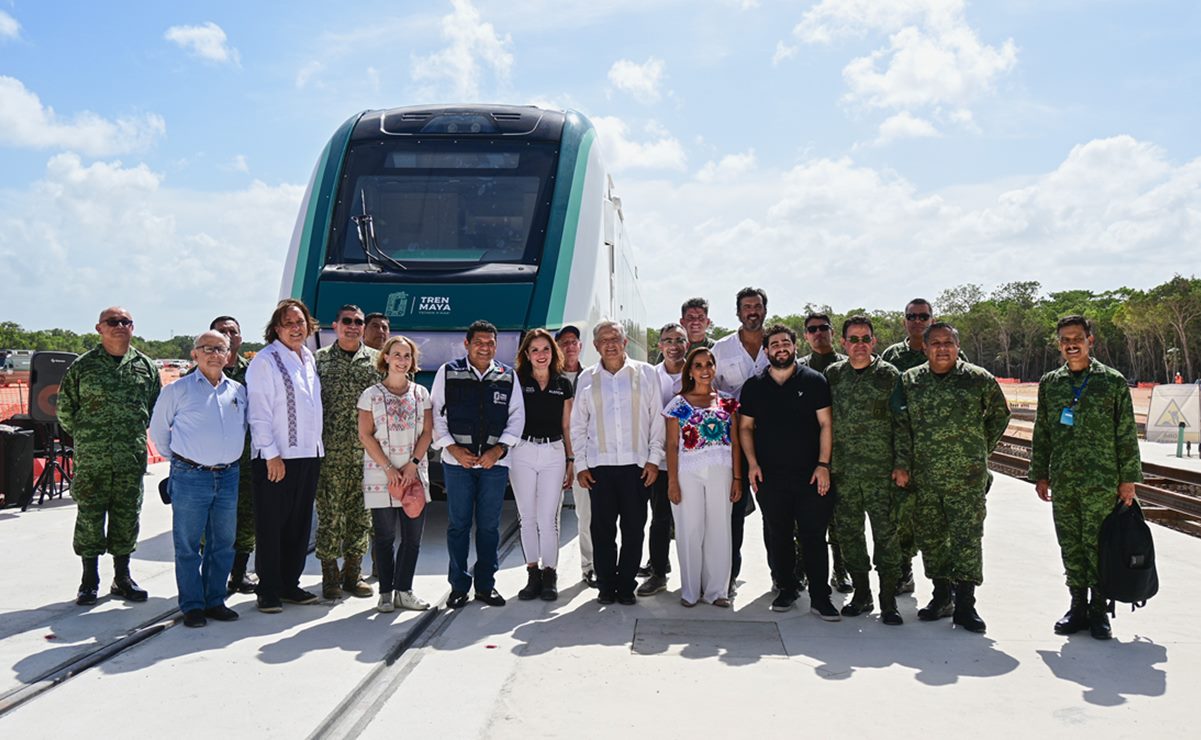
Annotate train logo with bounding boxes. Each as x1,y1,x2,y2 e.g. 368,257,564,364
385,291,410,318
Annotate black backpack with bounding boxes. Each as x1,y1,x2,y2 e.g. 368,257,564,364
1098,499,1159,613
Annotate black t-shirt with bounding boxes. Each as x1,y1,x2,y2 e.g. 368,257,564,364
739,363,831,473
519,373,574,438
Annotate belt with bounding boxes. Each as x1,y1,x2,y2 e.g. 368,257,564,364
521,434,563,444
173,454,238,471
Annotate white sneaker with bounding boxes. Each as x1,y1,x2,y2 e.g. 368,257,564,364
395,590,430,611
377,591,395,613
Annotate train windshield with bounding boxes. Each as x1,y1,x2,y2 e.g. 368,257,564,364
327,139,559,268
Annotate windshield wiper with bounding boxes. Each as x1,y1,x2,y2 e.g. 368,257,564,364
351,190,408,271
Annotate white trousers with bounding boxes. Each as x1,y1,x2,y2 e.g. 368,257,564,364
672,463,734,604
574,479,593,575
509,439,566,569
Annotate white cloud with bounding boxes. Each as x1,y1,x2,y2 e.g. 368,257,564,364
592,116,687,173
164,21,241,66
0,10,20,40
607,57,666,104
787,0,1015,139
614,135,1200,326
772,42,797,66
869,111,941,146
295,61,324,90
0,153,303,337
228,154,249,173
696,149,756,182
0,76,165,156
411,0,513,100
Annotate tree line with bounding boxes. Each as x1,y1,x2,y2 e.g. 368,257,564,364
0,321,265,360
655,275,1201,383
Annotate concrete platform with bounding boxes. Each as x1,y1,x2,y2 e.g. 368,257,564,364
0,465,1196,738
1139,439,1201,473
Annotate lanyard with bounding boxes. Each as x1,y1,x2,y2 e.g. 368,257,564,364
1070,372,1091,407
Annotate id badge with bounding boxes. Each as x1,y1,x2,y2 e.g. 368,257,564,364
1059,406,1075,427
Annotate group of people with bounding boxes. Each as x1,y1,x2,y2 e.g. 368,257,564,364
58,290,1141,640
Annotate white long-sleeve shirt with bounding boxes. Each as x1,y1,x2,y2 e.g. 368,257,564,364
246,340,324,460
430,360,526,468
571,358,665,472
712,331,769,400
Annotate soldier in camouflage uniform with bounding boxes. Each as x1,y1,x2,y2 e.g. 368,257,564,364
185,315,258,593
825,316,905,624
894,321,1009,633
315,305,382,599
58,307,162,605
799,312,851,593
1030,315,1141,641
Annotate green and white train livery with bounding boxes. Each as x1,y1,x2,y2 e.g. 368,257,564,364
280,104,647,378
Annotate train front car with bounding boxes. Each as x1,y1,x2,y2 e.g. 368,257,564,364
280,104,646,382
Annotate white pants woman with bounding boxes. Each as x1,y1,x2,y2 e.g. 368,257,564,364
673,463,734,604
509,438,567,568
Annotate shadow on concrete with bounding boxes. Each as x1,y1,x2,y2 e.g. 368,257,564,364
1037,634,1167,706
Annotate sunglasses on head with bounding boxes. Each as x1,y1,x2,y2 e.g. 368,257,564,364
906,312,932,321
805,324,832,334
339,317,366,326
103,318,133,327
844,335,873,344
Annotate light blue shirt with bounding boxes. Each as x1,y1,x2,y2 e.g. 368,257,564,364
150,370,247,466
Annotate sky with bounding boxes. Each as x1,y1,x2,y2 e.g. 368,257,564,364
1,0,1199,338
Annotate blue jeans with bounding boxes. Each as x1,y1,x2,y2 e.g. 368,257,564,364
170,460,239,612
443,464,508,594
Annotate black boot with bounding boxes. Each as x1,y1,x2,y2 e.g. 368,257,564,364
540,567,559,601
952,581,986,633
110,554,148,602
830,544,853,594
227,551,258,595
918,578,954,621
518,566,543,600
77,556,100,605
897,559,915,594
879,582,903,626
1088,588,1112,640
840,572,874,617
1053,587,1089,635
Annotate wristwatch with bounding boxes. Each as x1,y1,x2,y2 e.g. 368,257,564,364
410,457,420,466
497,443,510,459
815,461,831,469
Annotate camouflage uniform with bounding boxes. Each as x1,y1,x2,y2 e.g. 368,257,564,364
314,343,381,562
825,357,904,585
880,341,927,565
1029,358,1142,589
186,354,255,552
894,360,1009,585
58,346,161,557
800,351,847,375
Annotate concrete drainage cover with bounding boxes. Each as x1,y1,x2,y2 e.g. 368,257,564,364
631,619,787,659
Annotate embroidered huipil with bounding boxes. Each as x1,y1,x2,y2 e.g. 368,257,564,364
246,340,324,460
662,393,739,472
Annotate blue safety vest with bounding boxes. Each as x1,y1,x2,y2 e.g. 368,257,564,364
442,357,515,455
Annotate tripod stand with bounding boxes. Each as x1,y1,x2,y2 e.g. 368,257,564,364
30,421,72,510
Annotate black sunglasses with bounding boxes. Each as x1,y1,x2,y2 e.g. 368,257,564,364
339,317,366,326
905,312,932,321
805,324,832,334
103,318,133,327
844,335,873,344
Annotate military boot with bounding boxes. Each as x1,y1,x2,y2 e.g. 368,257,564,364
918,579,954,621
830,544,853,594
76,556,100,606
540,568,559,601
879,582,903,626
322,559,343,600
952,581,986,633
840,572,874,617
227,551,259,595
342,555,373,598
110,554,148,602
897,559,915,594
1053,587,1089,635
518,566,544,600
1088,588,1112,640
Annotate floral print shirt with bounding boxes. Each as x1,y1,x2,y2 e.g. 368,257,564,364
662,392,739,471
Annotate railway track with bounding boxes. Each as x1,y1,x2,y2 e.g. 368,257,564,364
991,433,1201,538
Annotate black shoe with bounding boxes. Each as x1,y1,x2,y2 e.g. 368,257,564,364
798,574,808,593
228,552,258,595
831,572,854,595
636,561,653,578
76,585,99,606
951,582,986,633
111,576,149,602
918,579,954,621
617,593,637,606
540,568,558,601
205,604,240,621
475,589,506,607
280,587,320,604
518,567,543,601
256,596,283,614
597,591,616,605
1088,589,1112,640
770,591,798,612
183,610,207,628
447,591,470,609
897,561,915,594
810,597,842,622
1054,587,1090,635
582,571,598,589
879,590,903,625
